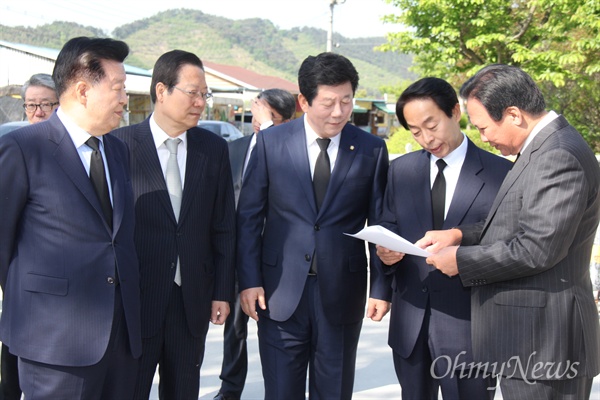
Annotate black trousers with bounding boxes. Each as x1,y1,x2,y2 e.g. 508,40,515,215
218,281,249,397
0,343,21,400
134,283,210,400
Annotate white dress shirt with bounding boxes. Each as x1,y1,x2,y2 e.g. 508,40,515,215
429,133,468,219
150,113,188,188
304,114,341,177
57,107,113,204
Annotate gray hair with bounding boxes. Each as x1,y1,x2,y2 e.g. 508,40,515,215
21,73,57,100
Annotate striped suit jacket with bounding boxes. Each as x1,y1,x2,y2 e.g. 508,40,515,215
457,115,600,380
112,118,236,338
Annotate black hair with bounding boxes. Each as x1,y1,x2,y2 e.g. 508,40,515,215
459,64,546,121
396,77,458,130
53,37,129,98
298,52,359,105
150,50,204,103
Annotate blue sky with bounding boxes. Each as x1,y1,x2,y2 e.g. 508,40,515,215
1,0,400,39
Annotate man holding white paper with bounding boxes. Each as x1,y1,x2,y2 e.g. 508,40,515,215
376,78,511,399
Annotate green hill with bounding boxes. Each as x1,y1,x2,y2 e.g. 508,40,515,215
0,8,415,97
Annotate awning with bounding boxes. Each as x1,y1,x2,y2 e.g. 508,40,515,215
374,102,395,114
353,104,369,114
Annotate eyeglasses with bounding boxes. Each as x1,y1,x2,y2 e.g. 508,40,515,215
172,86,213,101
23,102,59,113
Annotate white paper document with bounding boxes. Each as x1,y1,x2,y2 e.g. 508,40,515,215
345,225,431,258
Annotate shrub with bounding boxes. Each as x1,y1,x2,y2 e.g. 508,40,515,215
386,127,500,156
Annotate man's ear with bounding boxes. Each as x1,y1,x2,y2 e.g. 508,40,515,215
298,93,310,113
155,82,167,103
505,106,522,126
74,81,89,105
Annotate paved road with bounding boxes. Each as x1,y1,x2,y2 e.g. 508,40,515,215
149,313,600,399
1,293,598,399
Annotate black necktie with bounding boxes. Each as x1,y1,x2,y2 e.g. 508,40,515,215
431,159,447,230
310,138,331,276
86,137,112,229
313,138,331,211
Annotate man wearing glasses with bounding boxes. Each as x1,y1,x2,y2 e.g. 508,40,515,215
21,73,59,124
112,49,236,399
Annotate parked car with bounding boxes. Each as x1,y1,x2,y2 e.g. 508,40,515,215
0,121,29,137
197,120,244,142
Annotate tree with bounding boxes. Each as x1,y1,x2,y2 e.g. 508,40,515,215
380,0,600,149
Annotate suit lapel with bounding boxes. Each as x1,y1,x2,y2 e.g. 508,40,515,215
180,129,208,223
444,139,484,229
481,116,569,236
411,151,434,233
285,120,316,214
133,121,177,224
103,135,125,236
233,135,252,184
320,125,358,215
49,115,111,233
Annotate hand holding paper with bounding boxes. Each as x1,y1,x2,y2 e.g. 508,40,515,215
345,225,431,258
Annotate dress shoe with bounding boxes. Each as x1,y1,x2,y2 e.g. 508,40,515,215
213,392,240,400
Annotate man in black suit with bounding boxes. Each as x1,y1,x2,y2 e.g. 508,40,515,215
215,88,296,400
112,50,236,399
376,78,511,399
422,65,600,399
0,36,141,399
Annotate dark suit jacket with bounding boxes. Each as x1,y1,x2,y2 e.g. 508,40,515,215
380,139,511,361
237,118,391,325
112,118,236,338
228,134,253,204
0,113,141,366
458,115,600,379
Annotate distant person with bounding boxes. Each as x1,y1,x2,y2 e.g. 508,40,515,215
0,36,141,399
214,88,296,400
236,52,391,399
112,49,236,399
376,77,511,399
420,64,600,399
1,72,59,400
21,73,59,124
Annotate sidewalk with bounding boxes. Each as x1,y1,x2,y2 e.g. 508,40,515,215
149,314,600,399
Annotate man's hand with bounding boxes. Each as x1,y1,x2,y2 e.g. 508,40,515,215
240,287,266,321
366,298,390,321
416,228,463,253
425,246,459,277
251,98,273,132
376,245,405,265
210,301,230,325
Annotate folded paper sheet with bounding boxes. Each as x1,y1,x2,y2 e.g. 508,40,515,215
345,225,431,258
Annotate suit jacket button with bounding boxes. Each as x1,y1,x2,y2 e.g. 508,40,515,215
314,225,320,231
171,262,176,269
107,277,115,284
305,254,311,262
421,286,428,293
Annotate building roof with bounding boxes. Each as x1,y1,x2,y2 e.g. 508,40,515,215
0,40,152,77
1,40,298,96
203,61,299,94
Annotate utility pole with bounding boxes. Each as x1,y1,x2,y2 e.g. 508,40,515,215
327,0,345,52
